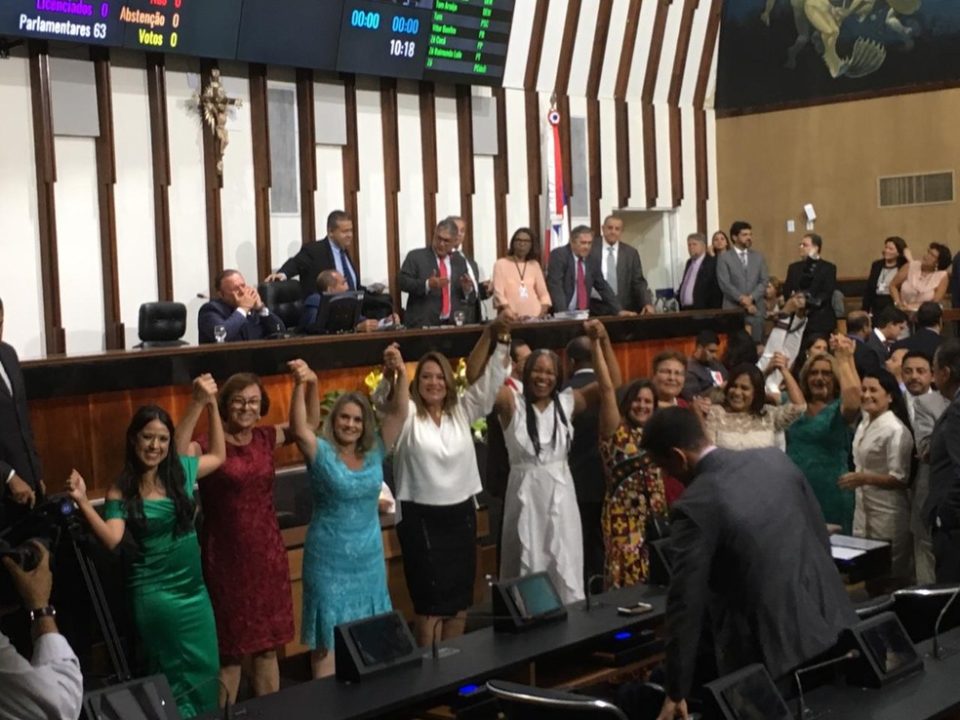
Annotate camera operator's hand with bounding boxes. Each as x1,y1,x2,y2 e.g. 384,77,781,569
2,541,52,611
7,474,36,508
65,469,89,505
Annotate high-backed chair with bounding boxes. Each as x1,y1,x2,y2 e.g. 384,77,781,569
258,279,303,331
486,680,628,720
136,302,187,348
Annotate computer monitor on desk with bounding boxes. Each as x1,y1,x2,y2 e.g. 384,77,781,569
307,291,363,335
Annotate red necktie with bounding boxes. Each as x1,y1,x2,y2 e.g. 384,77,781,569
438,257,451,318
576,258,588,311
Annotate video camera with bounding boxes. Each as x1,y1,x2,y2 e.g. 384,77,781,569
0,493,79,607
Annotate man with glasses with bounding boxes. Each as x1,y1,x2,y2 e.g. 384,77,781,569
398,219,474,328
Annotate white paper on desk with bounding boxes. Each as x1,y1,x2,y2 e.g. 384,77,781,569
832,546,867,561
831,535,889,551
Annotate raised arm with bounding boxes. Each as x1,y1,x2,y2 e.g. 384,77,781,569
175,374,224,479
889,264,909,308
379,343,410,450
65,471,125,551
461,314,513,423
586,320,620,438
288,359,319,464
832,334,862,422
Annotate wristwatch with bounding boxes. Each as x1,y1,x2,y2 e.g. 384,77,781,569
28,605,56,623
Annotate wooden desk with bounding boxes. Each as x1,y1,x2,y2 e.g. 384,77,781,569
22,310,743,497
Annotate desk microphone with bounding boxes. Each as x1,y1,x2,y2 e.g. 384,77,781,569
794,649,860,719
933,584,960,660
584,574,604,612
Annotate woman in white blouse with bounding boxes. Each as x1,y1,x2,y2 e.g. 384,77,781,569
840,370,915,582
380,314,512,646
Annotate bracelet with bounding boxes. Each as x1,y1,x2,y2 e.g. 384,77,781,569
497,333,511,345
28,605,56,623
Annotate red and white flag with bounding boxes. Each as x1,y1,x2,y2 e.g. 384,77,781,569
543,105,569,262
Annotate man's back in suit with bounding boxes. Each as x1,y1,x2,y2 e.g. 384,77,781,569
0,342,43,529
893,327,943,359
925,380,960,581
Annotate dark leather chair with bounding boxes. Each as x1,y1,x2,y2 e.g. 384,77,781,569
486,680,628,720
258,279,303,331
136,302,187,348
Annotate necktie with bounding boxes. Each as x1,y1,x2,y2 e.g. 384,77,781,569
0,360,11,396
438,257,451,318
576,258,588,311
740,251,749,269
680,262,696,307
606,247,618,295
340,248,356,290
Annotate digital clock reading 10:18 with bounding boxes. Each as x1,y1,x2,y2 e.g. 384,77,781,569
389,39,416,58
350,9,381,29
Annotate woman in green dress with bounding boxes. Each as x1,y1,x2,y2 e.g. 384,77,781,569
67,375,225,718
786,336,861,533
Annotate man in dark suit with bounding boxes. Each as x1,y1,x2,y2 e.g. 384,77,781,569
590,215,653,315
893,301,944,359
924,339,960,582
547,225,624,316
0,298,43,531
398,218,474,327
782,233,837,340
677,233,721,311
682,330,727,401
846,311,884,379
865,305,909,366
198,270,286,343
450,215,492,324
266,210,360,300
561,336,605,589
951,250,960,309
640,408,856,719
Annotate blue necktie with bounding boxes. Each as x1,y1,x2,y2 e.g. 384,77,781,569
340,248,356,290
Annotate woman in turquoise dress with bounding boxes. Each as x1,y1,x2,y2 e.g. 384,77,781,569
786,336,861,533
67,375,225,718
288,357,405,678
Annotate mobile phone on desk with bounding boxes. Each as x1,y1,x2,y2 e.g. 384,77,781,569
617,601,654,616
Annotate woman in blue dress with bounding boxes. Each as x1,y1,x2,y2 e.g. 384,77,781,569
288,357,405,678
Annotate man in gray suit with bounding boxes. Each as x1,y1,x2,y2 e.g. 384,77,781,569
590,215,654,315
716,221,769,342
547,226,626,316
911,388,950,584
924,339,960,582
398,218,475,327
640,408,856,720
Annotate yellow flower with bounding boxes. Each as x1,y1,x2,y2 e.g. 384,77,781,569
364,368,384,395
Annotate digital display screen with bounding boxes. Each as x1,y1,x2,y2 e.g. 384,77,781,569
348,612,416,667
509,574,563,619
0,0,123,46
120,0,243,58
423,0,514,86
337,0,432,80
862,617,920,675
235,0,343,70
720,668,792,720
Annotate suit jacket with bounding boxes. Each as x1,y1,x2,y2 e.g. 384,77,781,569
591,239,649,313
665,448,856,698
197,299,285,344
278,237,359,299
923,390,960,530
850,335,884,379
862,258,904,315
546,247,620,314
682,359,727,401
0,343,43,529
454,250,490,324
864,330,891,365
716,248,768,313
892,327,943,360
563,370,605,505
398,248,472,328
783,257,838,337
677,254,722,310
951,251,960,308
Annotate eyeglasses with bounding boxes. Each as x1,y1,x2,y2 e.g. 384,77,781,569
230,397,262,408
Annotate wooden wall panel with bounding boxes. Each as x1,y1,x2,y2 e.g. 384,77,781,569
492,86,510,258
641,0,671,209
199,60,224,296
614,0,642,210
28,41,66,355
341,74,362,276
419,81,438,243
586,0,614,229
249,64,272,279
694,0,722,233
667,0,700,209
296,68,316,247
523,0,550,243
381,78,402,313
455,86,475,257
145,53,173,302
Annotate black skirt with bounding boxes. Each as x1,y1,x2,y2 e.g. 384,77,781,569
397,499,477,616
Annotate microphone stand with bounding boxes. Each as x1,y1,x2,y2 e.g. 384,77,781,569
933,585,960,660
794,649,860,719
583,574,605,612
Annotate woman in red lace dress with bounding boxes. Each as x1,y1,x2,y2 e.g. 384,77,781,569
187,371,318,704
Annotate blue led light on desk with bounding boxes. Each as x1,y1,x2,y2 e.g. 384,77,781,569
458,683,482,697
614,631,632,641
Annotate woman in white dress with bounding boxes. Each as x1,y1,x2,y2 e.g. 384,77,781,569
494,320,621,604
839,369,915,582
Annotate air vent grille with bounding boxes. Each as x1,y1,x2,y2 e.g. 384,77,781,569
879,172,954,208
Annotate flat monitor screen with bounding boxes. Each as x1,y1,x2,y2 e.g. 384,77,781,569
509,574,563,620
719,667,792,720
862,616,920,675
348,612,416,667
235,0,344,70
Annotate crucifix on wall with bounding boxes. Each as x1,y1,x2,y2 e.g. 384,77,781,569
197,68,241,175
